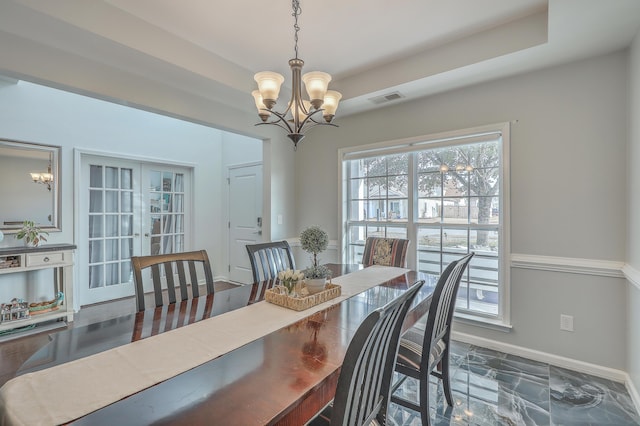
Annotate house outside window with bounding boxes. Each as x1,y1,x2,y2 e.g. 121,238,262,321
340,124,510,325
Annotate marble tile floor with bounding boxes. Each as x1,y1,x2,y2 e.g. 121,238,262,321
388,341,640,426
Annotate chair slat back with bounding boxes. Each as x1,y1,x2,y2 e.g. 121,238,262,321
131,250,215,312
423,253,474,368
361,237,410,268
245,241,296,283
331,279,425,426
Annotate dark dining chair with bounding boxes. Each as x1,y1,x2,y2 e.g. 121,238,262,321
131,250,215,312
245,240,296,283
361,237,410,268
308,279,426,426
391,252,474,425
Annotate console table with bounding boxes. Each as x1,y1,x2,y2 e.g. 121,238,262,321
0,244,75,333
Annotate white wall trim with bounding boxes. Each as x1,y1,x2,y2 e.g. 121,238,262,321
73,147,198,168
453,331,627,382
286,237,339,251
453,331,640,415
510,253,625,278
622,263,640,290
628,374,640,420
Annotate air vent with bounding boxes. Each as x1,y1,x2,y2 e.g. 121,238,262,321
369,91,405,105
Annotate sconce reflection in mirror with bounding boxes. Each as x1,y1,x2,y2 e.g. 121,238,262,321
30,162,53,191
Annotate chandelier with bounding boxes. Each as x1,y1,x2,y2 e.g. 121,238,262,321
252,0,341,150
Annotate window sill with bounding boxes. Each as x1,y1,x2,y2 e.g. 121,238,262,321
453,311,512,333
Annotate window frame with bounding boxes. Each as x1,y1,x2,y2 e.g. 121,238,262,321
338,123,511,327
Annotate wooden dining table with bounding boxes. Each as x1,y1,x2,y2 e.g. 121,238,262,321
12,264,437,425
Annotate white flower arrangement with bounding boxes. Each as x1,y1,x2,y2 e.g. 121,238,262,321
278,269,305,294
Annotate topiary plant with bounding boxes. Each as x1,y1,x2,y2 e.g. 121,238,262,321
300,225,329,267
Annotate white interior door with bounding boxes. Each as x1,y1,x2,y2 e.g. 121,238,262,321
228,164,262,284
79,156,192,306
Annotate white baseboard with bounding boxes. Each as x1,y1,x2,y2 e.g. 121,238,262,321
452,331,640,416
452,331,627,383
627,374,640,419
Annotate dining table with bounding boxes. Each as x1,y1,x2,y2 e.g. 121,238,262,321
1,264,438,425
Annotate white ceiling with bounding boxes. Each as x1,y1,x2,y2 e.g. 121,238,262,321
0,0,639,125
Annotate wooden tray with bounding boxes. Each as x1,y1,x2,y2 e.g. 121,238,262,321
265,283,341,311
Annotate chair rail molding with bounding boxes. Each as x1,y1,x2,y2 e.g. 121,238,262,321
286,237,338,250
622,263,640,291
510,253,625,278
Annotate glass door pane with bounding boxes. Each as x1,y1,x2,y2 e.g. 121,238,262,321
147,169,186,256
88,165,135,290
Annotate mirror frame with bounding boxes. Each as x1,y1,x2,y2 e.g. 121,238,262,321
0,139,61,234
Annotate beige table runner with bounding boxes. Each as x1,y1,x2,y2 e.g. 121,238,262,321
0,266,408,426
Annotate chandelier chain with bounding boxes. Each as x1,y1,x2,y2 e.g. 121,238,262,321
292,0,301,59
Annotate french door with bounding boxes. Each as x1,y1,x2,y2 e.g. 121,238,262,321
78,155,191,306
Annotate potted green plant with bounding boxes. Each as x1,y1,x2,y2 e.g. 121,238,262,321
15,220,48,247
300,226,331,293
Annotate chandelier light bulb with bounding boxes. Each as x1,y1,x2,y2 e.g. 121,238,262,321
289,100,311,122
322,90,342,122
252,90,271,122
254,72,284,109
302,71,331,109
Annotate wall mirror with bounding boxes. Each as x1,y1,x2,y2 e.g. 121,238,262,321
0,139,61,233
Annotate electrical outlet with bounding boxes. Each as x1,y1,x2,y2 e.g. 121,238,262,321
277,214,283,225
560,314,574,332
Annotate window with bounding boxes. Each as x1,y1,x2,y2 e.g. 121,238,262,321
341,124,510,324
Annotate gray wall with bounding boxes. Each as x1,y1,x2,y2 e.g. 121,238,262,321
295,51,630,370
627,30,640,394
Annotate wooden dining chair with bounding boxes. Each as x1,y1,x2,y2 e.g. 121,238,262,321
245,240,296,283
390,252,474,426
361,237,410,268
308,279,425,426
131,250,215,312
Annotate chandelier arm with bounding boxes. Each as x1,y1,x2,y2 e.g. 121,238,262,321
295,108,324,131
300,121,339,132
255,121,295,134
255,109,296,134
307,121,340,129
304,109,332,125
